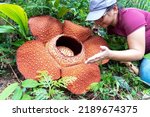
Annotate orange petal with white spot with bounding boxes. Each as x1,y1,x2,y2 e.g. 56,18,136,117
16,40,61,80
63,20,92,42
61,63,100,94
83,36,109,64
28,15,63,43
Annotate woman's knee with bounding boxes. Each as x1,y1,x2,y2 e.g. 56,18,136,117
139,58,150,84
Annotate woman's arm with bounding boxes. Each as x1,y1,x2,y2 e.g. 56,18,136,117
109,26,145,61
85,26,145,63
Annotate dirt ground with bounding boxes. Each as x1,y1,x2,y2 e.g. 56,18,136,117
0,66,22,93
0,75,18,93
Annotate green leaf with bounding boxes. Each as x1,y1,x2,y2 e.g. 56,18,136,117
22,79,40,88
89,82,99,92
0,12,7,18
54,0,60,8
144,53,150,59
58,6,69,18
33,88,49,100
0,3,29,36
21,94,32,100
0,25,15,33
0,82,18,100
59,76,77,88
12,86,23,100
49,88,56,97
11,40,25,47
113,76,131,91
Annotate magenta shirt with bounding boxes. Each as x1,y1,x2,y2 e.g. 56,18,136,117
107,8,150,54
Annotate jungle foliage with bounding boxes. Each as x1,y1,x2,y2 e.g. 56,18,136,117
0,0,150,100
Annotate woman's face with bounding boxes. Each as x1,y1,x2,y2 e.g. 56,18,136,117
94,5,118,28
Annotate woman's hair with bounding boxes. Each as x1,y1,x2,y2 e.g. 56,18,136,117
106,3,123,12
117,3,124,10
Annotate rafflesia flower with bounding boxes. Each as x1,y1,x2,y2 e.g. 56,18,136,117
16,15,109,94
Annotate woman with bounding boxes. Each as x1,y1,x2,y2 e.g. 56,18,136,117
85,0,150,85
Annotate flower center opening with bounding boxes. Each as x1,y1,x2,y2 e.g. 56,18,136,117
56,36,82,56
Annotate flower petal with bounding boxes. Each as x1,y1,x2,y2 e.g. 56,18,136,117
83,36,109,64
63,20,92,42
28,15,62,43
61,63,101,94
16,40,61,80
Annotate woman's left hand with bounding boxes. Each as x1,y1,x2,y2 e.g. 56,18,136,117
85,46,110,64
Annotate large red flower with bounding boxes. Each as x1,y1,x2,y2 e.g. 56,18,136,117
16,16,109,94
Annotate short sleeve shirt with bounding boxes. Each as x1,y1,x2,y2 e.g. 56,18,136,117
107,8,150,54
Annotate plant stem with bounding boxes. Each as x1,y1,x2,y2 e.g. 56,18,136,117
0,16,27,40
8,63,21,83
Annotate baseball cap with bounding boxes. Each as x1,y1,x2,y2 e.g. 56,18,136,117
86,0,117,21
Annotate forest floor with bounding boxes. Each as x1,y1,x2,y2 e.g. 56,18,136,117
0,76,17,93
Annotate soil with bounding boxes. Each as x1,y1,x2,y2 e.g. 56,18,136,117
0,76,18,93
0,66,23,93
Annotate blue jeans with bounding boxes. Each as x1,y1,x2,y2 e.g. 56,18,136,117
139,58,150,86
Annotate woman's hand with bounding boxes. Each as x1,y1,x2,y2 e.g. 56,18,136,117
85,46,110,64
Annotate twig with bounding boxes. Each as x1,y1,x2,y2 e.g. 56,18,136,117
8,63,21,83
121,62,139,75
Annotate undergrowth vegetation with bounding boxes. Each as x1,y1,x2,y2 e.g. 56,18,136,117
0,0,150,100
0,71,76,100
